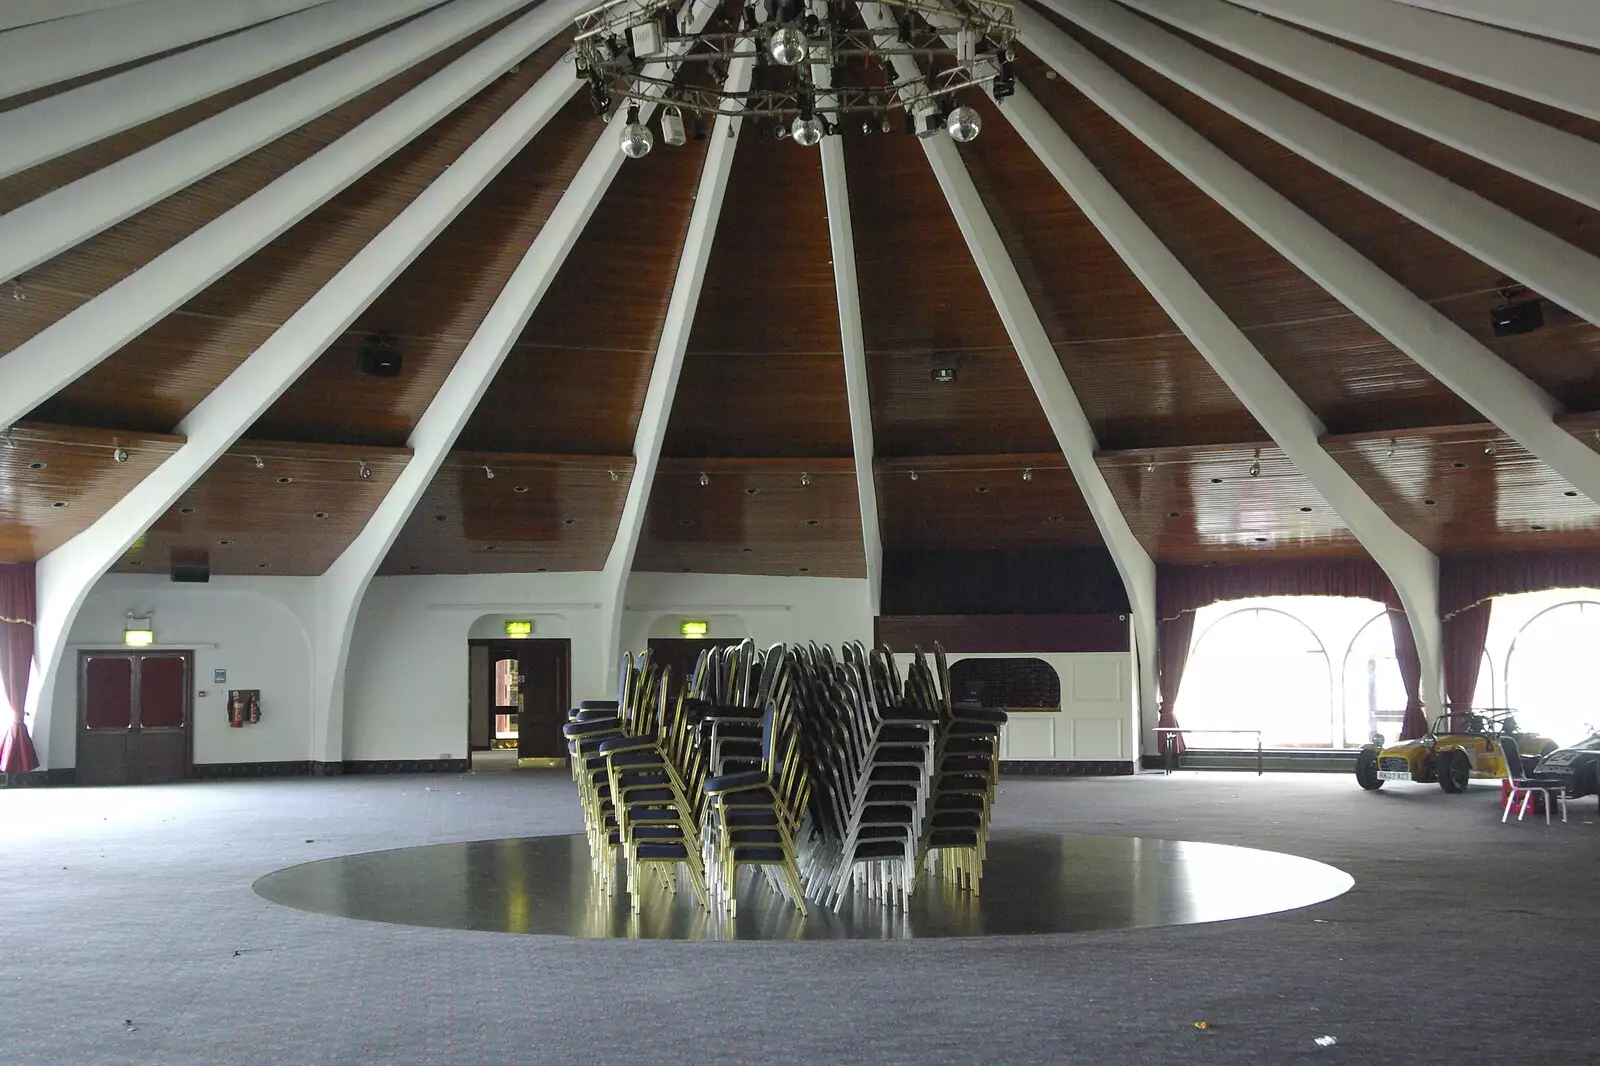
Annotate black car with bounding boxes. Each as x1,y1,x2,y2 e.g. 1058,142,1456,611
1530,734,1600,808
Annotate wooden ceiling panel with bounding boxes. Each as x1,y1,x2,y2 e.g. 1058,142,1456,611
844,105,1058,455
30,37,574,436
1098,442,1364,563
874,454,1104,551
0,24,385,211
957,94,1261,450
633,458,865,577
455,117,713,455
1324,424,1600,554
1016,45,1482,435
0,423,183,563
252,87,599,446
108,440,411,577
664,129,852,457
4,14,529,376
379,451,632,574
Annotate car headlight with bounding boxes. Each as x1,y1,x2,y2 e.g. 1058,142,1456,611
1421,734,1437,749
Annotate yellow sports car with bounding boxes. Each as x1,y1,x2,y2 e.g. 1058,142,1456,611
1355,710,1558,793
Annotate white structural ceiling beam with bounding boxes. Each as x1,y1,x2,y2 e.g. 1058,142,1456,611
811,0,882,616
862,2,1158,723
998,82,1443,707
0,0,146,33
0,0,530,287
1043,0,1600,333
1220,0,1600,123
0,0,448,181
24,1,588,758
597,42,758,695
0,0,337,99
312,0,725,756
0,0,571,433
1124,0,1600,213
1386,0,1600,50
1016,9,1600,506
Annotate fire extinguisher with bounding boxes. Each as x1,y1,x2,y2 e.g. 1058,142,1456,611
248,691,261,725
229,691,245,728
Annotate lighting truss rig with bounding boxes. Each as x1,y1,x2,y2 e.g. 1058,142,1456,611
572,0,1017,155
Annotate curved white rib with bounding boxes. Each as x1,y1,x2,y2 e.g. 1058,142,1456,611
0,0,146,32
1042,0,1600,333
1221,0,1600,122
1125,0,1600,213
0,0,337,98
0,0,532,287
0,0,583,432
0,0,448,181
1386,0,1600,49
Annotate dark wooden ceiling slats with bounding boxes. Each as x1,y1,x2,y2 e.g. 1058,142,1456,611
844,100,1060,456
1,12,528,374
1016,44,1483,436
633,457,865,578
28,35,575,436
251,84,599,446
106,440,411,577
0,423,184,563
454,118,713,455
1096,441,1365,563
662,127,852,458
378,451,634,574
956,93,1264,450
1323,423,1600,554
874,454,1106,550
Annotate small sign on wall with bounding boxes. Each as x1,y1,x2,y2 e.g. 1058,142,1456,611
214,668,227,684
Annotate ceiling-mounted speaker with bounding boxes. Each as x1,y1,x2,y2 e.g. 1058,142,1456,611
358,331,402,377
1490,299,1544,336
170,548,210,584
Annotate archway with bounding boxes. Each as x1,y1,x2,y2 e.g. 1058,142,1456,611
1339,612,1492,746
1505,600,1600,744
1178,606,1332,747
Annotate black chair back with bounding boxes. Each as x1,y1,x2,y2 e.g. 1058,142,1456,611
1498,734,1524,780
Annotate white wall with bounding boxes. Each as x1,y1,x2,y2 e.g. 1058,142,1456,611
42,573,315,769
895,651,1137,763
342,571,605,761
621,572,873,654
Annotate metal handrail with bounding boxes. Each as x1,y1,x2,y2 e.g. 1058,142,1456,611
1155,727,1263,776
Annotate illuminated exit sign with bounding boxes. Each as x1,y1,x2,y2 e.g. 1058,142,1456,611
680,619,708,638
504,620,533,637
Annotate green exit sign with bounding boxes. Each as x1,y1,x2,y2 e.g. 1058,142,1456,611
504,620,533,637
680,619,708,638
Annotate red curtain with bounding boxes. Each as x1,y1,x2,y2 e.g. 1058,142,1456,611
1158,558,1401,621
1388,609,1427,740
1155,612,1196,757
1441,600,1492,711
0,562,39,775
1440,550,1600,618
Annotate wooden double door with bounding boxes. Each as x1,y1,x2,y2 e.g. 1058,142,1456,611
77,651,192,786
472,639,569,760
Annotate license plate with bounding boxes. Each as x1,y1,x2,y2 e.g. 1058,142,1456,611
1377,771,1412,782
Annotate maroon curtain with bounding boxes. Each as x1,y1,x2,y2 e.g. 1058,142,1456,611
0,562,39,775
1155,612,1196,757
1159,558,1401,621
1440,550,1600,618
1441,600,1492,711
1388,609,1426,740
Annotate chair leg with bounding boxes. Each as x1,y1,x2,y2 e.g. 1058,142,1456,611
1503,789,1515,823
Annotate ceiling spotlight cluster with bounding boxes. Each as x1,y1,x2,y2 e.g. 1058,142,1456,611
573,0,1017,159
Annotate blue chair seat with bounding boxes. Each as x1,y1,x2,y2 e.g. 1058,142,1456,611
703,770,769,793
634,843,691,860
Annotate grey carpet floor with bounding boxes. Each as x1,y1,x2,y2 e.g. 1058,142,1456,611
1,770,1596,1065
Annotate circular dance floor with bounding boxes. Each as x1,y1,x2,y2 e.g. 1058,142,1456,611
254,831,1352,940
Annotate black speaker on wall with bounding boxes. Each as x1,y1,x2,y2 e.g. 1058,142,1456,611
171,549,210,583
358,331,402,377
1490,299,1544,336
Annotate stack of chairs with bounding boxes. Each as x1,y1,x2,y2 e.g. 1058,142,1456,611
563,652,712,912
566,639,1006,918
915,647,1007,893
796,642,939,911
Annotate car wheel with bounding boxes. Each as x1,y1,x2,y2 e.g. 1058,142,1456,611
1437,750,1470,793
1355,749,1383,790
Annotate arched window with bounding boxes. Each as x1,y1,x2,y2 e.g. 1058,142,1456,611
1178,607,1332,747
1337,614,1494,746
1505,600,1600,744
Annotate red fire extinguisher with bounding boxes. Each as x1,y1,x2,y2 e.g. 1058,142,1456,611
229,691,245,729
248,691,261,725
